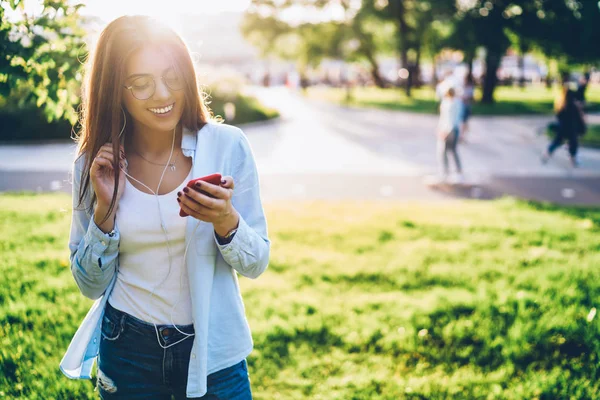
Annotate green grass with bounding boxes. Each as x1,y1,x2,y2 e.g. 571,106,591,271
581,125,600,149
1,194,600,399
306,85,600,116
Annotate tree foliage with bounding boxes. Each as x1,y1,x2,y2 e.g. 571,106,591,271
242,0,600,104
241,0,397,87
0,0,86,122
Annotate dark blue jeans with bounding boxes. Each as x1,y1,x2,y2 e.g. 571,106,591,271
97,301,253,399
437,128,462,175
548,128,579,157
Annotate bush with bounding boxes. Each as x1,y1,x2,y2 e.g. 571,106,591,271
0,107,75,143
0,93,278,143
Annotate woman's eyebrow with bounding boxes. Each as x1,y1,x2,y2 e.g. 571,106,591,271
126,73,150,80
126,67,175,80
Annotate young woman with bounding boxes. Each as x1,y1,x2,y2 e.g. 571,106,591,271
60,15,270,399
542,86,586,167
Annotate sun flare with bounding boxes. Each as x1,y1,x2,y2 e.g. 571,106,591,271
82,0,251,27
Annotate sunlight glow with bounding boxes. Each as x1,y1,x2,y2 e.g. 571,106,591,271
81,0,251,25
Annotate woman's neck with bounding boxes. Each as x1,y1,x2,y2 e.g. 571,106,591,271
126,123,183,158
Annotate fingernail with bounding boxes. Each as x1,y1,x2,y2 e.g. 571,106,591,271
177,198,181,202
177,191,182,197
195,182,201,188
183,187,189,193
221,179,226,185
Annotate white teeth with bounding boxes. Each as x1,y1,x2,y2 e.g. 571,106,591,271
149,104,174,114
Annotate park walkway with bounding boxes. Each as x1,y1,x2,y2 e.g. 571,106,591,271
1,86,599,204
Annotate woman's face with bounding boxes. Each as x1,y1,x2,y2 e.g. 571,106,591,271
121,46,186,133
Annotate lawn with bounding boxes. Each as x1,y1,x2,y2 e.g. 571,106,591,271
1,194,600,399
581,125,600,149
305,85,600,116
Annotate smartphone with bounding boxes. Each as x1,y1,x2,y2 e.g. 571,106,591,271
179,173,222,217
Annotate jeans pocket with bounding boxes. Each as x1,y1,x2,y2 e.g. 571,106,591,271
101,315,122,341
208,361,252,400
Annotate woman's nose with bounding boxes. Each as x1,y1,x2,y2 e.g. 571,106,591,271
153,78,171,100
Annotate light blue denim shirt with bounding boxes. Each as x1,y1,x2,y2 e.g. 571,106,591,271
60,122,270,398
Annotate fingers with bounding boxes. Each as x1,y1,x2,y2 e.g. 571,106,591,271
93,156,116,170
93,153,125,174
220,176,234,190
97,143,126,162
181,186,220,209
178,200,211,222
178,192,214,217
193,180,232,201
93,143,126,171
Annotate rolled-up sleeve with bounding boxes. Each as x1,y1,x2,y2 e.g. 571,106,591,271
68,156,120,300
215,130,270,279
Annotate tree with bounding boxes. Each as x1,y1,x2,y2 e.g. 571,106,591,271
532,0,600,66
0,0,86,122
374,0,455,96
451,1,513,104
450,0,600,104
241,0,395,88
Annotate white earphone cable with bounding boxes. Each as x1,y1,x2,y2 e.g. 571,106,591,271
116,109,199,349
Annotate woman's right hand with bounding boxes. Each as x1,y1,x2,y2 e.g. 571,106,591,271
90,143,127,211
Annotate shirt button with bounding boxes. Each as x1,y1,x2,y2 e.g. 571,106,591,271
191,353,196,359
101,240,106,246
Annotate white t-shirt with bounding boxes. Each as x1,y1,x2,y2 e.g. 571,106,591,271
109,167,193,325
438,97,462,135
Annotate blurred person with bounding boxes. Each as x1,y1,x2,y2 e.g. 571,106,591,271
262,72,270,87
542,86,586,167
60,15,269,399
435,71,453,103
575,72,590,105
459,74,475,143
437,86,463,182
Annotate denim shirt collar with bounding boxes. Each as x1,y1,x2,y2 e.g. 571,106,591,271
181,126,198,160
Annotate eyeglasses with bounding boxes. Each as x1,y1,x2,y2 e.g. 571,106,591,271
123,69,184,100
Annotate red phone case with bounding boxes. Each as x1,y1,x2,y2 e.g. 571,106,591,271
179,173,222,217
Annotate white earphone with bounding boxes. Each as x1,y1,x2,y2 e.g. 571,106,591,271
116,107,201,348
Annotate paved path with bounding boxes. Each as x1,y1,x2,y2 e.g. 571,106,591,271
1,86,599,205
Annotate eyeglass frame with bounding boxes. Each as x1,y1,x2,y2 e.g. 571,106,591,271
122,69,184,100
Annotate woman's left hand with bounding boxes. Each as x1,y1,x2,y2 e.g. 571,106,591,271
178,176,239,236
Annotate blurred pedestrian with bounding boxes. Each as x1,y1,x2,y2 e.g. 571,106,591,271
575,72,590,105
459,74,475,143
542,87,586,167
436,71,453,103
437,86,463,182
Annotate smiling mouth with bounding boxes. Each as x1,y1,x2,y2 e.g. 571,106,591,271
148,103,175,115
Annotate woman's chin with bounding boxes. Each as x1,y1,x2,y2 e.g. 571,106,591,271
144,113,181,132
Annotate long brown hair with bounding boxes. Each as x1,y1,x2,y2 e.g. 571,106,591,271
74,15,212,224
554,86,573,114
